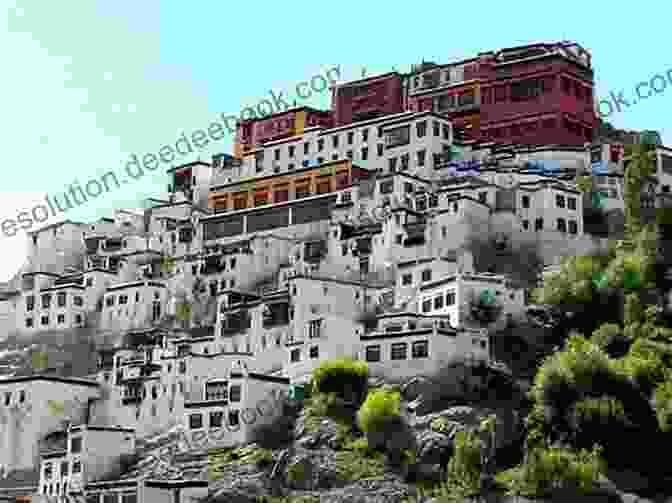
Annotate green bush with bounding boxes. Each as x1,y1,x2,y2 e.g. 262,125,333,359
334,448,386,481
654,377,672,432
311,358,368,402
357,387,401,435
286,460,307,484
495,444,605,498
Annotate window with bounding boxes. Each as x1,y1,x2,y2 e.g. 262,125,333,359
41,294,51,309
228,410,240,426
229,385,241,402
433,121,440,137
290,349,301,362
569,220,578,234
391,342,408,360
395,235,403,245
401,153,409,171
557,218,567,232
332,135,339,148
72,460,82,473
118,295,128,305
57,314,65,324
568,197,577,210
522,220,530,230
417,149,426,167
379,180,393,194
478,192,487,203
556,194,565,208
106,296,115,307
421,269,432,282
25,318,33,328
69,436,82,453
535,218,543,231
421,299,432,313
179,360,187,374
189,413,203,429
41,316,49,326
443,124,450,140
389,158,397,172
317,139,324,151
446,291,456,306
377,144,384,156
360,147,369,161
57,292,67,307
274,149,280,161
309,346,319,358
43,462,53,480
304,142,310,155
520,195,530,208
434,295,444,309
3,392,10,406
308,319,323,338
412,340,429,358
401,274,412,286
365,345,381,362
362,128,369,142
417,121,427,138
26,295,35,311
210,411,224,428
346,150,353,159
347,131,354,145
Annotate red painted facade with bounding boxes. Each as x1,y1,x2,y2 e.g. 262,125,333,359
331,73,404,127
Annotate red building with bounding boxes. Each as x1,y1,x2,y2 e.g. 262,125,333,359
478,42,595,145
337,41,595,146
234,106,332,158
331,72,404,127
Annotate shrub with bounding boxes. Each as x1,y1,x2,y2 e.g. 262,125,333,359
286,460,307,484
654,377,672,432
495,444,605,498
311,358,368,403
357,387,401,435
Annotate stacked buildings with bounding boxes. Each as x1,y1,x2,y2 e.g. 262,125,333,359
0,41,670,502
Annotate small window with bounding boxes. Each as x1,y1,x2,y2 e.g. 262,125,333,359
401,274,412,286
422,299,432,313
478,192,487,203
19,390,25,403
556,194,565,208
569,220,578,234
365,345,381,362
70,436,82,453
412,340,429,358
60,461,68,476
25,318,33,328
72,460,82,473
309,346,319,358
446,291,456,306
535,218,544,231
391,342,408,360
210,411,224,428
228,410,240,426
568,197,577,210
521,195,530,208
421,269,432,282
41,316,49,326
434,295,444,310
522,220,529,230
229,385,241,402
557,218,567,232
290,348,301,362
189,413,203,430
43,462,53,480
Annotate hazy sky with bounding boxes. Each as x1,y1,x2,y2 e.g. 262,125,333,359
1,0,671,281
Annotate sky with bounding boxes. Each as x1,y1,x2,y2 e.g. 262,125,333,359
1,0,671,281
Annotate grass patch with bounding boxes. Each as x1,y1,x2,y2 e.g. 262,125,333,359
208,445,274,480
334,438,387,481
